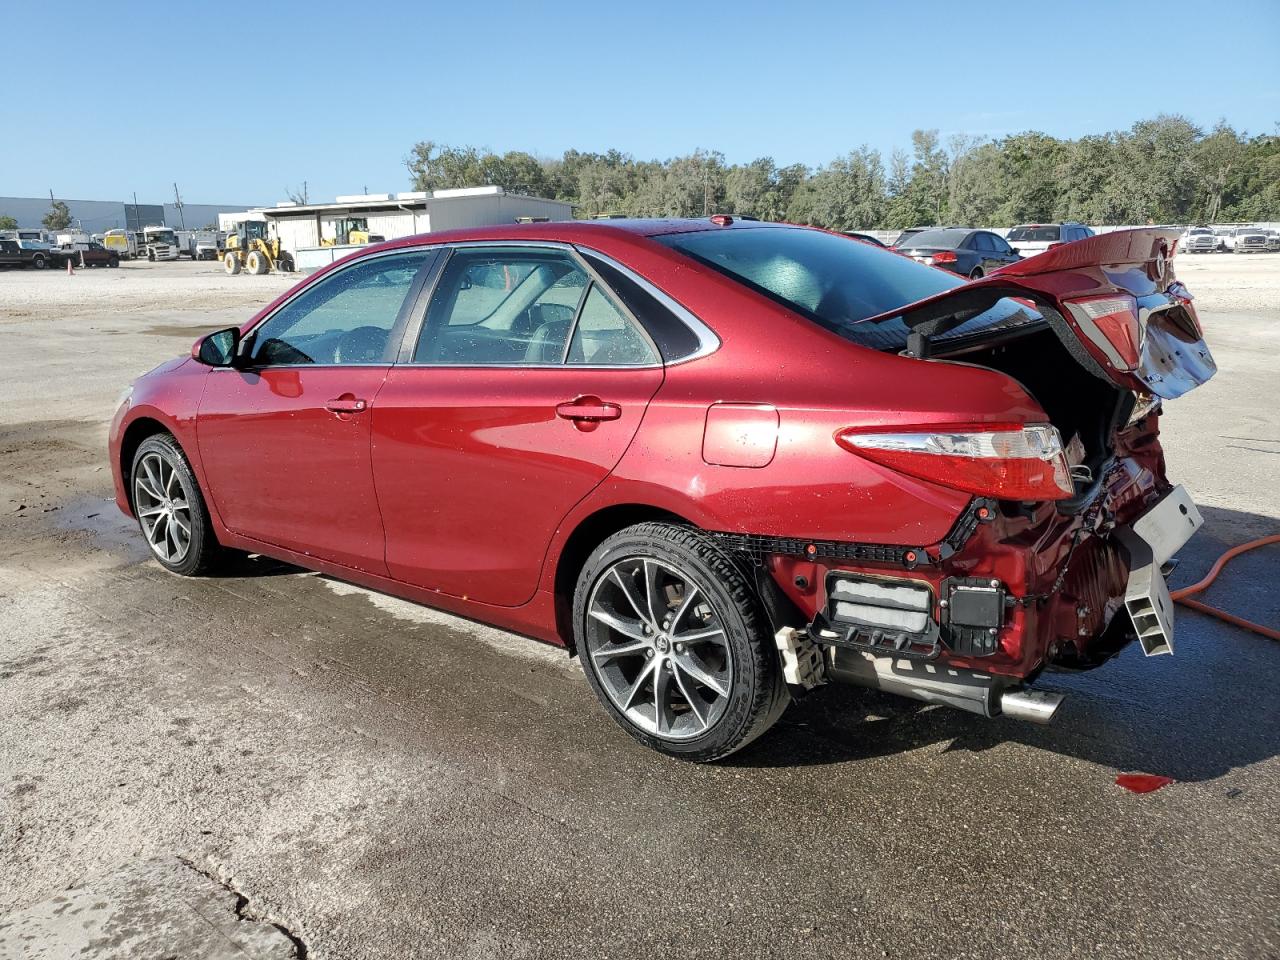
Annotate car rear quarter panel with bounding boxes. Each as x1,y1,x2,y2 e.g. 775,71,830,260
540,232,1047,591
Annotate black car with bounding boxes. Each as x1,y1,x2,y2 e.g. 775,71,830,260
894,228,1021,279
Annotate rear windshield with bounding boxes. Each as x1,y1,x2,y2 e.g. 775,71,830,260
1007,225,1060,242
656,226,1043,351
900,229,968,248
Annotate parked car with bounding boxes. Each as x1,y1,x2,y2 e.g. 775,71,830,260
1006,222,1095,257
56,241,120,268
1179,227,1218,254
894,227,1021,278
1264,230,1280,252
108,219,1215,761
891,225,947,248
0,238,52,269
1230,226,1269,253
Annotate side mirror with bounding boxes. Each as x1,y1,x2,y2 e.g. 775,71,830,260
192,327,240,367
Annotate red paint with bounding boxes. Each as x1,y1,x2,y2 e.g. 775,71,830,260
107,220,1211,686
1116,774,1175,794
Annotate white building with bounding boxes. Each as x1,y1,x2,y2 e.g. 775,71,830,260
219,186,574,270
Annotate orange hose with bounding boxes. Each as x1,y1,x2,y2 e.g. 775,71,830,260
1169,534,1280,641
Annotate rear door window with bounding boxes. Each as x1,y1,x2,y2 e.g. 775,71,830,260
1007,226,1061,242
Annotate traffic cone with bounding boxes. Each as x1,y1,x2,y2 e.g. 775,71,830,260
66,257,74,276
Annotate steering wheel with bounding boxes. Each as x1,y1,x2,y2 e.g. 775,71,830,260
333,325,387,364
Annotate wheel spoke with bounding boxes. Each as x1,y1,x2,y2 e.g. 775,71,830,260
652,662,673,735
588,607,649,642
138,505,166,518
673,626,724,644
610,567,651,627
642,559,667,626
136,474,163,501
621,659,656,711
164,462,180,496
170,511,191,536
142,458,164,499
670,665,707,729
670,584,699,633
673,651,729,698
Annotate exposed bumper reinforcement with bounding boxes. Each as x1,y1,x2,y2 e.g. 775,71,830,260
1115,484,1203,656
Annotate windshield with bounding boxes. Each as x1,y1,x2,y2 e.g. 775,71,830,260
656,226,1043,351
1007,225,1061,242
900,229,968,248
146,230,176,244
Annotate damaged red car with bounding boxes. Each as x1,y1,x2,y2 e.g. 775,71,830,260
108,218,1215,761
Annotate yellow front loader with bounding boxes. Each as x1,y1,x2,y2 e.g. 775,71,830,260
223,221,294,275
320,217,385,247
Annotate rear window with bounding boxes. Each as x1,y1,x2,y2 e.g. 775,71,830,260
656,225,1042,351
1007,225,1061,242
902,229,969,248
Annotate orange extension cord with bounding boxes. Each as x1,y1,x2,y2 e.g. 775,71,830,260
1171,534,1280,641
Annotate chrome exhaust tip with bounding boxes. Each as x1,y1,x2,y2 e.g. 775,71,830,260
999,688,1065,725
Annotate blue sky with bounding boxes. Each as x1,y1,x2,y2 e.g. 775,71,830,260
4,0,1277,205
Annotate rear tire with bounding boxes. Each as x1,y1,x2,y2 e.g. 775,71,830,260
224,252,241,275
969,267,984,279
246,250,267,275
573,522,788,762
130,434,231,577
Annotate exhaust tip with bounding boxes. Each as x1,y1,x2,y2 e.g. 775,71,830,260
999,688,1064,724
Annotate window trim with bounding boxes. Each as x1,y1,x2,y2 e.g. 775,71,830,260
394,240,673,370
233,247,440,370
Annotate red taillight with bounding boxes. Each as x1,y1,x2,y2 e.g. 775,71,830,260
1064,294,1141,370
835,424,1075,501
932,250,958,264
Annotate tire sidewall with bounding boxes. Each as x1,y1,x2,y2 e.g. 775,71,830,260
131,435,210,577
573,526,776,760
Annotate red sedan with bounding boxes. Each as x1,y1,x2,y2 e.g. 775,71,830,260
108,218,1215,760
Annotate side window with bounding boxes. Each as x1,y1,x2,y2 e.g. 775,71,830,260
251,251,428,365
415,248,587,364
569,285,657,365
989,233,1012,254
974,233,996,252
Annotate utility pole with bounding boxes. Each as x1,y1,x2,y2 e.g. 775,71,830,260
132,191,140,232
173,183,186,230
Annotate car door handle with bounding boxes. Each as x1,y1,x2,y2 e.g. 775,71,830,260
555,397,622,422
326,396,368,414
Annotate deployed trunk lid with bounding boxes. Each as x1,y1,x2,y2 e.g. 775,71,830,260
860,228,1216,400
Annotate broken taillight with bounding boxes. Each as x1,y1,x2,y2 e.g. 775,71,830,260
1064,293,1142,370
836,424,1075,501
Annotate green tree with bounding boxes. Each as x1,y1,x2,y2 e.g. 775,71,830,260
42,200,71,231
0,214,17,231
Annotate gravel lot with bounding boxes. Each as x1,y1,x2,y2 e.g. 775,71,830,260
1,255,1277,959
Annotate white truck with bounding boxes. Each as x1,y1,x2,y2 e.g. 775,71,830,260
137,226,180,261
174,229,224,260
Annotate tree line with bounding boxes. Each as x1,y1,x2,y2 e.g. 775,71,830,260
406,115,1279,229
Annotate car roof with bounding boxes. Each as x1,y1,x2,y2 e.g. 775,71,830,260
373,216,781,251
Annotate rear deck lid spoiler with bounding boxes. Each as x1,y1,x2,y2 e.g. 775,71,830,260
860,228,1216,399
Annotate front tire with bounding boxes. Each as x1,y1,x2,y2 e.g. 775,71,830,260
246,250,267,275
573,522,788,762
130,434,228,576
224,252,241,275
32,255,47,270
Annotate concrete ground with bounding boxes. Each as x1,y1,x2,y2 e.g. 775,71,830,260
1,255,1277,959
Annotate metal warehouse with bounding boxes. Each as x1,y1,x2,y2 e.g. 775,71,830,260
222,186,574,270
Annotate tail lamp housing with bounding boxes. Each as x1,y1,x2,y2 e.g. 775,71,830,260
836,423,1075,501
1064,294,1142,371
